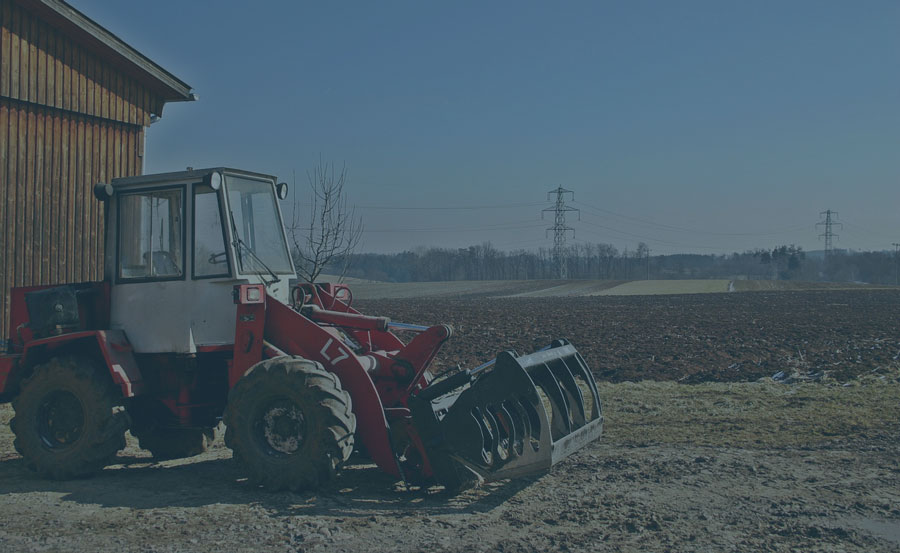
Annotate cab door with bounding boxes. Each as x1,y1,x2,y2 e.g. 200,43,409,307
109,182,237,353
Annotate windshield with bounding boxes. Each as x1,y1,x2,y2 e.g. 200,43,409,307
225,175,293,274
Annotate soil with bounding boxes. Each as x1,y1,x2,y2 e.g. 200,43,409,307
357,289,900,383
1,289,899,552
345,278,886,300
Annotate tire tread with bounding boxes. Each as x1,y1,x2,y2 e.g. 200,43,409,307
224,356,356,491
11,355,128,479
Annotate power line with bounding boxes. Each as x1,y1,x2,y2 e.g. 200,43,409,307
841,219,896,241
290,201,543,212
576,218,720,250
542,187,579,278
365,220,545,233
353,202,544,211
573,200,810,237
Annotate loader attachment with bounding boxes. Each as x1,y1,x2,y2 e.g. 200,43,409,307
410,340,602,486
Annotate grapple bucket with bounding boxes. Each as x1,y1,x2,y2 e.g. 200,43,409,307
410,340,602,486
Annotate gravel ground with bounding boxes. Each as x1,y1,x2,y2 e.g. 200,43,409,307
2,376,898,553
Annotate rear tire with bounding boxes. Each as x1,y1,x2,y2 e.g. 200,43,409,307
224,357,356,491
11,355,128,479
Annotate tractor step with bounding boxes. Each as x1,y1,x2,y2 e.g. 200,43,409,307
411,340,603,485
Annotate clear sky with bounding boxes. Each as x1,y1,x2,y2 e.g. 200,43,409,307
73,0,899,255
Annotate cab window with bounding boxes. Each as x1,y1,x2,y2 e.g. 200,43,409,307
117,187,184,281
193,184,230,278
225,175,293,274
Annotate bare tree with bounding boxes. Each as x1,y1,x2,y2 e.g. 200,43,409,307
289,158,363,283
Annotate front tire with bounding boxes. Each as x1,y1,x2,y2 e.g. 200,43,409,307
11,355,128,479
224,357,356,491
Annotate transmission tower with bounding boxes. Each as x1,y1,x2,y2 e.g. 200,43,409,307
816,210,842,259
893,243,900,285
646,246,651,280
542,187,579,279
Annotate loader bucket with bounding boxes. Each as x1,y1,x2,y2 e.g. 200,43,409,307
410,340,603,486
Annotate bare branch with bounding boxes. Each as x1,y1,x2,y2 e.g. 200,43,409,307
287,157,364,283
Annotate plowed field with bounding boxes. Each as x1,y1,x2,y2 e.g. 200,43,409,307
356,289,900,383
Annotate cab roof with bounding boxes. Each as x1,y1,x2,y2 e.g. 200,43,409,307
110,168,279,189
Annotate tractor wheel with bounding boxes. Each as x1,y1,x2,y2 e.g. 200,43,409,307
11,355,128,479
224,357,356,491
134,427,215,460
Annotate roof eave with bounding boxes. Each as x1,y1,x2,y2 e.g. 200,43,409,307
16,0,195,102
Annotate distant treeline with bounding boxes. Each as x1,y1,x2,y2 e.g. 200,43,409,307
321,242,899,284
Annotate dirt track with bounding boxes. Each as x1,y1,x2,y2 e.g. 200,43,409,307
2,378,899,552
1,290,900,552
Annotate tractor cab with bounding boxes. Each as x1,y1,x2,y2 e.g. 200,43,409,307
100,168,294,353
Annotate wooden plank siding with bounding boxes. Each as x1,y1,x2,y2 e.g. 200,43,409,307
1,0,167,344
0,0,162,126
0,97,144,342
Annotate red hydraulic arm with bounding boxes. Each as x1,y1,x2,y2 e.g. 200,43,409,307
231,283,454,480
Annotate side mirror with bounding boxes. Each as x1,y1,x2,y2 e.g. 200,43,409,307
93,182,114,201
276,182,289,200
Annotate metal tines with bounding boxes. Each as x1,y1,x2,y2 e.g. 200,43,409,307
434,339,603,482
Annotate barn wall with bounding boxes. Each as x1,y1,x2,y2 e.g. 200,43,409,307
0,0,164,126
1,0,160,344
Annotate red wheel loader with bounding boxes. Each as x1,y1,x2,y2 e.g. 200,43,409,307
0,167,603,491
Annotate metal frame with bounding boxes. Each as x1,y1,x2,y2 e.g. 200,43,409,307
221,171,295,277
111,168,278,189
190,182,232,281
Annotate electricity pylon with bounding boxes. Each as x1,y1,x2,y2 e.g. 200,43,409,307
542,187,579,279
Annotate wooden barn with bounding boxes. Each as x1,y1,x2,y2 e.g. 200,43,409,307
0,0,194,344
